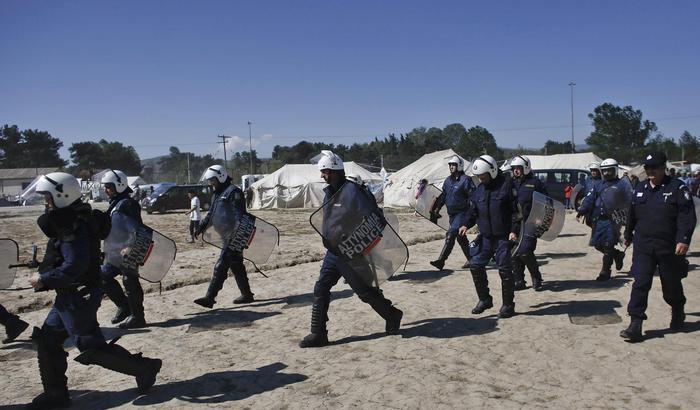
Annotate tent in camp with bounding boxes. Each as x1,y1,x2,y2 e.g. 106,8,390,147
502,152,603,172
383,149,469,208
249,162,380,209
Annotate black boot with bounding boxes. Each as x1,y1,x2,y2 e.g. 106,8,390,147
523,253,544,291
74,342,162,393
359,289,403,334
614,249,625,271
101,277,130,324
430,233,457,271
670,306,685,330
470,267,493,314
512,256,527,290
119,275,146,329
27,327,71,410
195,266,227,308
299,297,330,348
498,270,516,318
232,264,254,304
597,252,614,281
2,314,29,344
620,318,643,342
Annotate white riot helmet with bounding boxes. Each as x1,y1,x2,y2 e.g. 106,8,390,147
446,155,465,172
346,174,363,185
35,172,82,209
600,158,618,170
202,164,228,183
510,155,531,175
588,161,601,171
471,155,499,179
317,150,344,171
101,169,129,193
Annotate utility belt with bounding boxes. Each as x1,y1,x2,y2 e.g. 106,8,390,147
55,285,93,297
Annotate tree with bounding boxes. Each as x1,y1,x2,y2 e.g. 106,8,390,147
541,140,574,155
69,139,141,176
0,124,67,168
158,146,222,184
646,134,680,161
586,103,657,163
678,131,700,163
456,126,503,160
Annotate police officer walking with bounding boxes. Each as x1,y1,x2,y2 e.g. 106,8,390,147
26,172,161,409
299,151,403,348
510,155,548,291
194,165,255,308
429,156,474,270
100,170,147,329
576,159,626,281
459,155,521,318
0,303,28,343
620,152,696,342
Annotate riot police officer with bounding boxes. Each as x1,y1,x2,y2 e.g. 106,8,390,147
576,158,626,281
299,151,403,348
620,152,696,342
194,165,255,308
27,172,161,409
100,170,147,329
584,162,602,194
0,303,28,343
458,155,521,318
510,155,548,291
429,156,474,270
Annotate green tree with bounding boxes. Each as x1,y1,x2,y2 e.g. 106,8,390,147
0,124,67,168
645,134,680,161
541,140,574,155
678,131,700,163
457,126,503,160
68,139,141,176
586,103,657,163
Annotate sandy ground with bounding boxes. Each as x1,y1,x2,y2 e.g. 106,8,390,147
1,206,699,409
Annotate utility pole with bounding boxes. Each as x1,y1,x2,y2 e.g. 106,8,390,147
569,82,576,153
247,121,254,175
218,135,231,173
187,153,191,184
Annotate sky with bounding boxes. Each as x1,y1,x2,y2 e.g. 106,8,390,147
2,0,699,163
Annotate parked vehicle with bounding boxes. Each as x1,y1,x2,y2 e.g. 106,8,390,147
144,184,212,214
530,169,591,204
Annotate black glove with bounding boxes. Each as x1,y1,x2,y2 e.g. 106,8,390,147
194,223,206,239
429,211,441,224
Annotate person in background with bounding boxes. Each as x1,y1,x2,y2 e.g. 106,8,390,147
564,183,573,210
185,189,200,243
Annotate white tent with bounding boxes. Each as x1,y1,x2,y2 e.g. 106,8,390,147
249,162,380,209
383,149,469,208
127,176,146,188
502,152,603,171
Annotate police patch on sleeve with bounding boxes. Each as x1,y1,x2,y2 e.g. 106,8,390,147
684,190,691,201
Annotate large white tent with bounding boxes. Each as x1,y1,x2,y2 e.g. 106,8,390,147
502,152,603,171
383,149,469,208
249,162,380,209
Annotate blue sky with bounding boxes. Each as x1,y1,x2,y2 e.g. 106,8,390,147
2,1,699,162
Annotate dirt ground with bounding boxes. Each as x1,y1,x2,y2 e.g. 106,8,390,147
1,205,699,409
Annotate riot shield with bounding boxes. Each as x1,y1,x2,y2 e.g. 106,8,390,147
103,213,177,283
601,177,633,225
414,184,450,231
571,184,585,209
202,208,280,266
384,209,400,234
694,197,700,227
0,239,19,289
310,183,409,287
512,193,565,255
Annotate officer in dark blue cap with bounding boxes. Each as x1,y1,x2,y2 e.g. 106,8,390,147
620,151,696,342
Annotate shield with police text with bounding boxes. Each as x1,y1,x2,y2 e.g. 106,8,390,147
203,207,280,266
414,184,450,231
512,193,565,255
601,177,633,225
0,238,19,289
310,183,409,287
104,213,176,283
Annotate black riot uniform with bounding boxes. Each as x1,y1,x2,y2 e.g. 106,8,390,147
512,172,548,291
0,303,29,344
299,177,403,348
100,190,147,328
429,171,474,270
28,200,161,409
620,152,696,342
194,177,254,308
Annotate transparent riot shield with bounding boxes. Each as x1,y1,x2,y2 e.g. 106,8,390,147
694,197,700,227
414,184,450,231
384,209,400,234
571,184,584,209
0,239,19,289
601,176,633,225
103,213,177,283
310,182,409,287
512,193,565,255
203,209,280,267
